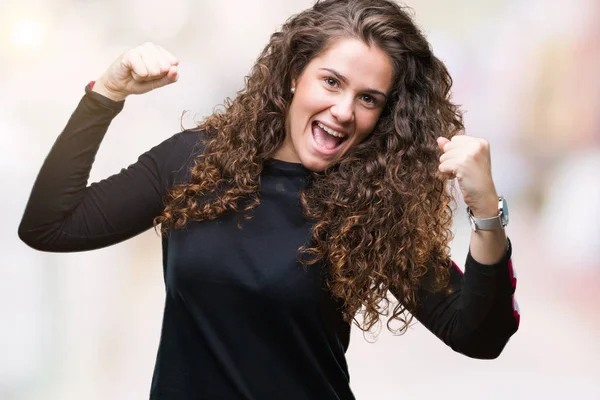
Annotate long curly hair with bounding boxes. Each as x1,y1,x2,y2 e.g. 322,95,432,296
154,0,463,334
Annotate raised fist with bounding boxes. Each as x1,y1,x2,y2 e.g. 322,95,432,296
92,42,179,102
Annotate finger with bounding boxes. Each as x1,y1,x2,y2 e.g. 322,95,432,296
438,159,460,176
449,135,480,149
138,65,179,92
450,134,471,142
156,44,179,66
439,148,465,164
437,170,455,181
134,42,172,80
437,168,456,180
443,136,467,152
444,135,482,154
162,65,179,85
138,50,165,81
123,50,149,82
437,137,450,152
146,44,174,75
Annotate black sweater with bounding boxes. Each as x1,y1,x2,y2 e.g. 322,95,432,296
18,87,520,399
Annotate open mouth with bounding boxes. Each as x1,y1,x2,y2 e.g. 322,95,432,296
311,121,349,152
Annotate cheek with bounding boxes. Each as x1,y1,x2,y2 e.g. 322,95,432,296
355,110,382,140
289,100,309,131
297,83,332,114
288,101,306,132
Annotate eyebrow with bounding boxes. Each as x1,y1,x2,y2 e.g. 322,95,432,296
319,68,388,99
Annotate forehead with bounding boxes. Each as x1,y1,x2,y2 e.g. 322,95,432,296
308,38,394,93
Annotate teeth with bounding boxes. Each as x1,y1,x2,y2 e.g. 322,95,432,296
317,122,346,138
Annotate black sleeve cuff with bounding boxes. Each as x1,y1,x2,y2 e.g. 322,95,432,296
84,82,126,113
464,237,515,295
466,237,512,272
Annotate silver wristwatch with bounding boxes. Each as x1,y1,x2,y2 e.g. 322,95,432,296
467,196,509,232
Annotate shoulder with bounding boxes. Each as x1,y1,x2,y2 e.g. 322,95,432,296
156,129,209,185
160,129,208,153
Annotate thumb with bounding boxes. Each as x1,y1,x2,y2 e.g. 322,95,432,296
141,65,179,92
437,137,450,152
166,65,179,83
155,65,179,88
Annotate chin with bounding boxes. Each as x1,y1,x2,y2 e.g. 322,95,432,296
299,153,335,172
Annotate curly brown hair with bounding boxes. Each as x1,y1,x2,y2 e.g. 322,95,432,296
153,0,463,334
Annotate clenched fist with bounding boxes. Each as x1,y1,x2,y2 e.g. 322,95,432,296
437,136,499,217
92,42,179,102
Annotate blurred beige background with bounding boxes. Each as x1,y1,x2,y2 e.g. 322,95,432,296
2,0,599,399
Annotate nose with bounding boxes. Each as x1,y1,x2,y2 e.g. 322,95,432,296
330,95,354,124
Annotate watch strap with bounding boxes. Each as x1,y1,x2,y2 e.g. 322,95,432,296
467,197,506,232
469,212,503,231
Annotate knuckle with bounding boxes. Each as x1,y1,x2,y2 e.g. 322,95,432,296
469,139,483,153
123,50,135,61
138,42,155,55
136,68,149,78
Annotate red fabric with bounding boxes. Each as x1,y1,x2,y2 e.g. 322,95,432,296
89,81,95,90
508,259,517,289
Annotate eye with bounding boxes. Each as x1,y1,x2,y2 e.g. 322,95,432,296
360,94,378,106
324,77,339,88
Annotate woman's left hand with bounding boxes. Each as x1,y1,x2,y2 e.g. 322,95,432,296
437,136,499,217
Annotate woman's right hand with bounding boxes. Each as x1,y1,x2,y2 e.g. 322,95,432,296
92,42,179,102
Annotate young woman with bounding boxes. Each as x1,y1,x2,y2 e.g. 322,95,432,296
19,0,519,398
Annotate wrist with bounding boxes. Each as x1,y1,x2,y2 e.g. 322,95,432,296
90,79,127,102
468,193,499,218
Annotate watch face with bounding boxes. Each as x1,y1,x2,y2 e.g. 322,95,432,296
501,197,509,226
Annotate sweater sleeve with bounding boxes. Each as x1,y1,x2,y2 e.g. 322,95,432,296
408,239,519,359
18,85,202,252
